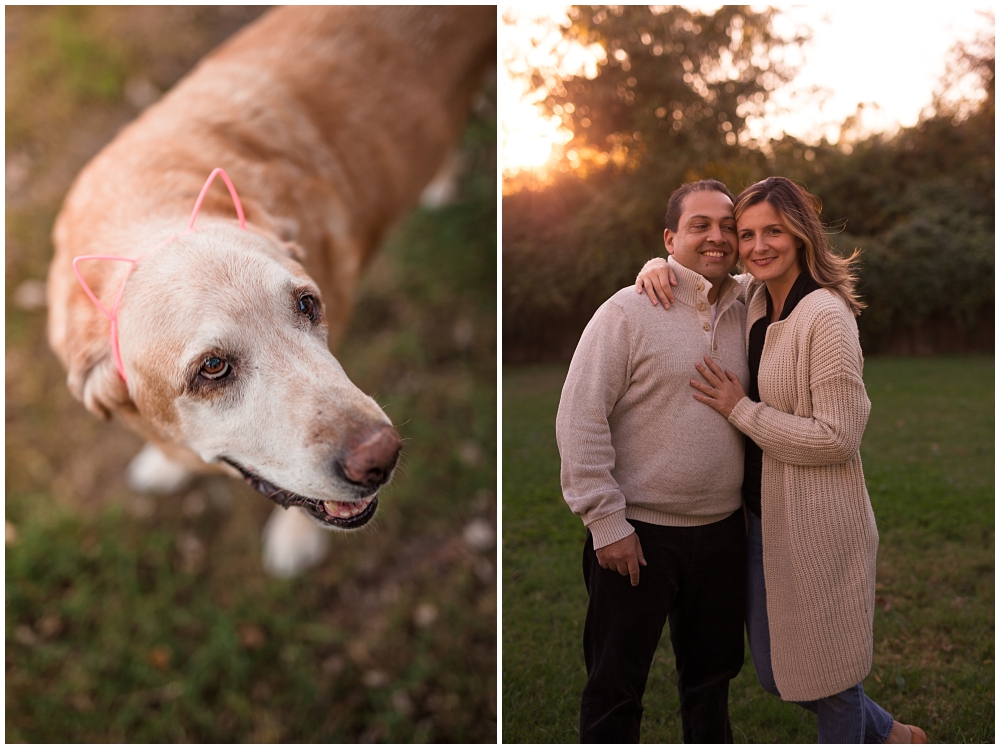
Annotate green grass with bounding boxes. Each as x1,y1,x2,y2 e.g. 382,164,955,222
502,357,994,743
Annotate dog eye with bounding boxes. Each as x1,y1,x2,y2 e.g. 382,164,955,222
298,294,319,321
200,356,231,380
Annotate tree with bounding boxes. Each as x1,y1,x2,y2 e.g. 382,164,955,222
503,7,994,359
504,5,802,360
740,23,995,352
540,5,804,171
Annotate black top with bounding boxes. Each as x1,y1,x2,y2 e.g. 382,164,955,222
743,271,822,518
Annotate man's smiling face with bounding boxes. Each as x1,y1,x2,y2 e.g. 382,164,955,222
663,189,738,298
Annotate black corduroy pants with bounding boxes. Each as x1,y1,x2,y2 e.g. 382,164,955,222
579,512,747,743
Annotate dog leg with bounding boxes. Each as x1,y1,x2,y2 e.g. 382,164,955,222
261,506,331,578
418,149,464,208
126,442,194,494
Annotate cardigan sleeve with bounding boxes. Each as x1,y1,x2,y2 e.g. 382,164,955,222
555,301,636,548
728,302,870,467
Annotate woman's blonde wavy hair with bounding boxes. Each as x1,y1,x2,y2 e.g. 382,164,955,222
733,176,865,316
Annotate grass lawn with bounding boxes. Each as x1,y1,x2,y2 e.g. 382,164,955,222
502,357,994,743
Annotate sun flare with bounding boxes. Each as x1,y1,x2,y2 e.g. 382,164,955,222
501,106,568,174
501,6,603,182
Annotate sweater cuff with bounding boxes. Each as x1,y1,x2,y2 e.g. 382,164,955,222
729,396,756,432
587,510,635,550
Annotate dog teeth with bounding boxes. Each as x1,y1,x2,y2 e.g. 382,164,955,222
323,496,374,519
324,500,356,518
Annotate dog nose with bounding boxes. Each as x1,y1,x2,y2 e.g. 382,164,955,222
340,424,402,488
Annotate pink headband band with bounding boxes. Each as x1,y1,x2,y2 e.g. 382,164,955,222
72,167,247,384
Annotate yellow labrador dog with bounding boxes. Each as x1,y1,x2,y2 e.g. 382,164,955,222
46,7,496,576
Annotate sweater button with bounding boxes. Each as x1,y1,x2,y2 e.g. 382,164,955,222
697,302,706,311
696,282,704,292
702,322,711,332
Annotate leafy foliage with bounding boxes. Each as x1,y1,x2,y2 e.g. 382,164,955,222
547,6,801,165
503,6,994,360
766,40,995,352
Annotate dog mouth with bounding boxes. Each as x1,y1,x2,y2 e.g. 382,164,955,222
220,458,378,530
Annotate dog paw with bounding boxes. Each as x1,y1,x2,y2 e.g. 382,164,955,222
126,443,194,494
261,506,331,578
419,149,463,208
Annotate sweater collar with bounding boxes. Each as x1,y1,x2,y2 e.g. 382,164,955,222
746,271,821,329
666,255,740,309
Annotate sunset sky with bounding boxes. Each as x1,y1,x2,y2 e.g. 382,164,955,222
502,4,994,177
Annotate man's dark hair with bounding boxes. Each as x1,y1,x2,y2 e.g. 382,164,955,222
663,179,735,232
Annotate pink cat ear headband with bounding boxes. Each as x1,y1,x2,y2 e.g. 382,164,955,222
72,167,247,385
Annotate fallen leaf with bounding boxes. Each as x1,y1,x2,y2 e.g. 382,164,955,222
363,669,389,688
463,519,495,551
147,646,171,670
14,625,37,647
238,623,266,650
69,693,95,712
414,603,439,628
322,654,345,675
37,613,64,639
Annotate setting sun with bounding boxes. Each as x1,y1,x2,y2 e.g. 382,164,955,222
501,6,603,182
501,107,567,173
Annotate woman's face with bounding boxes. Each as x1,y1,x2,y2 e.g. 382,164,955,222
737,201,802,288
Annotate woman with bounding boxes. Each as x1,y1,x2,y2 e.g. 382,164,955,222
635,177,925,744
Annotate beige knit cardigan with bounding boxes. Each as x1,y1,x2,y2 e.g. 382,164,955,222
728,282,879,702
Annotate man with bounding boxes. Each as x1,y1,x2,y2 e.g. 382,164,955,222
555,180,749,743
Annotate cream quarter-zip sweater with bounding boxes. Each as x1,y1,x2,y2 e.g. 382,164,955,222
556,257,749,549
729,282,878,702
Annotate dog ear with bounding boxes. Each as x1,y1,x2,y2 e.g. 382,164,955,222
67,346,132,421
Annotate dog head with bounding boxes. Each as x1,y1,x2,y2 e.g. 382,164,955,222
107,225,400,529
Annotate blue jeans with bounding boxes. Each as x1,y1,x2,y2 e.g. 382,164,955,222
746,512,894,743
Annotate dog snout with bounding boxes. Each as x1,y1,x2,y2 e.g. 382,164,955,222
338,424,402,489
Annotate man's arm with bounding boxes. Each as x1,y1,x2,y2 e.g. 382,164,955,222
555,299,646,584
